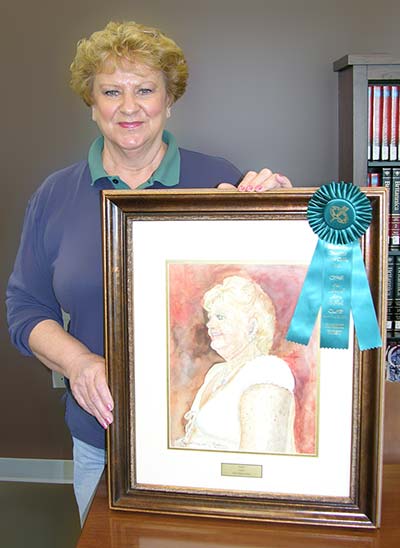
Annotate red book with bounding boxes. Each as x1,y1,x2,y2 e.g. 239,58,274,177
368,85,373,161
372,85,383,161
390,85,399,161
382,85,391,161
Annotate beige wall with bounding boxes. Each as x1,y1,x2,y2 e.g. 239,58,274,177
2,0,400,460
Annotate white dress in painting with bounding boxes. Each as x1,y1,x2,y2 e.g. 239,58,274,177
179,355,296,453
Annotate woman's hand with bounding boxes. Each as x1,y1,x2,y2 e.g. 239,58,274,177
218,169,292,191
28,319,113,429
66,352,113,430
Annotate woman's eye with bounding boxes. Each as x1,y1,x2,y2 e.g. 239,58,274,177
104,90,120,97
216,314,225,321
138,88,153,95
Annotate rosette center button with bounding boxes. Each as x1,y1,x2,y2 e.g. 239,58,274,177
323,198,356,230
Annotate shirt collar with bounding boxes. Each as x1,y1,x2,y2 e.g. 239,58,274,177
88,130,180,189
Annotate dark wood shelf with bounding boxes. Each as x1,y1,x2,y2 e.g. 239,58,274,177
334,55,400,187
334,54,400,463
333,53,400,72
369,162,400,168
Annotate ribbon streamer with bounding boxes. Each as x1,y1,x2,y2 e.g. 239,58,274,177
286,182,382,350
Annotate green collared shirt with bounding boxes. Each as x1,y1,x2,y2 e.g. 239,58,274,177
88,130,180,189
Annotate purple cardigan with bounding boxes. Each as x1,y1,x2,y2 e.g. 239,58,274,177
6,147,242,448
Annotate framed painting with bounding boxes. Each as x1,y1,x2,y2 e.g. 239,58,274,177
102,187,387,528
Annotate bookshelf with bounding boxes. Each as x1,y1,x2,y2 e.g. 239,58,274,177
334,54,400,463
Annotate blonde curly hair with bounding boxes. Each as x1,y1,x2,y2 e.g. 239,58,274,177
70,21,188,106
203,276,276,355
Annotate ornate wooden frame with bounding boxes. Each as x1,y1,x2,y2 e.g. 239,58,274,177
102,188,387,528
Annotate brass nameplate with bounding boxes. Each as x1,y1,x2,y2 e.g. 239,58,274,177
221,463,262,478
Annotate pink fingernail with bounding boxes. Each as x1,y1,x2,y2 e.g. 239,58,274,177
239,186,246,192
255,185,264,192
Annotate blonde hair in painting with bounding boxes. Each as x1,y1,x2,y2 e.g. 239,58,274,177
203,275,276,354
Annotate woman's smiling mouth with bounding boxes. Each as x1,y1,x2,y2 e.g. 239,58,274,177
118,121,143,129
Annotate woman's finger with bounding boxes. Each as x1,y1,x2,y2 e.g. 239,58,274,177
237,170,271,191
217,171,292,192
238,169,292,192
274,173,292,188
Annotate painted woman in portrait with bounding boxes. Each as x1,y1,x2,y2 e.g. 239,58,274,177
176,275,296,453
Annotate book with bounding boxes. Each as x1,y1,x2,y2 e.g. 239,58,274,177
368,171,380,186
382,167,392,208
390,85,399,161
393,254,400,336
387,254,395,333
391,168,400,250
368,85,372,161
372,85,383,161
381,85,392,161
382,168,393,247
381,85,391,161
398,87,400,161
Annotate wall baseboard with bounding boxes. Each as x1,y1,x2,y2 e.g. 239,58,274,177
0,458,73,484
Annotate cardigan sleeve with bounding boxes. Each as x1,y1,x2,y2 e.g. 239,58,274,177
6,186,63,356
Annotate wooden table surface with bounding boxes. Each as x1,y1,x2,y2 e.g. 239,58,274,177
77,464,400,547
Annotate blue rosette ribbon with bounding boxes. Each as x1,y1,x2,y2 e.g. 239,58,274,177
286,181,382,350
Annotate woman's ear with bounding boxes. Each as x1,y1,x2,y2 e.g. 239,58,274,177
248,318,258,338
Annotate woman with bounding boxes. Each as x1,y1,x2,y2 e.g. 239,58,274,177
6,21,291,523
178,276,296,453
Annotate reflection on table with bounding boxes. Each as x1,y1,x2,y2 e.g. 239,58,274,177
77,464,400,548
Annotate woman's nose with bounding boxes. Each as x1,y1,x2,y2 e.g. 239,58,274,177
120,94,139,114
206,317,215,329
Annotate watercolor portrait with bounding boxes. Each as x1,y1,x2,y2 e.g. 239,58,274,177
167,262,319,456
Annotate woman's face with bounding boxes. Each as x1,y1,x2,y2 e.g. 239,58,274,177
91,59,170,154
206,300,256,361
